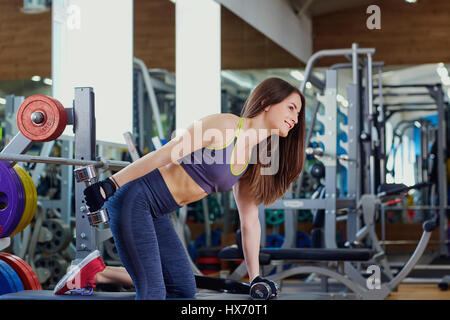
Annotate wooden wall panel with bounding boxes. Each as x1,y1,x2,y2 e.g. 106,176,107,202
313,0,450,66
133,0,175,72
2,0,450,80
221,7,303,70
134,2,303,71
0,0,302,80
0,0,51,80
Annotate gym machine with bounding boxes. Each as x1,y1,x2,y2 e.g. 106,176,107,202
217,43,441,299
376,84,448,257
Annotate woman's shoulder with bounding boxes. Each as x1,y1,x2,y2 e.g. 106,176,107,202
203,113,241,130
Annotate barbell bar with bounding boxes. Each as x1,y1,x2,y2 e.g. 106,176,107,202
0,153,130,171
305,147,356,162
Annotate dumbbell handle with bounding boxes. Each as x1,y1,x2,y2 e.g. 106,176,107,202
74,165,97,183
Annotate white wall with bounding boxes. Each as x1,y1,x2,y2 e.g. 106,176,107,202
52,0,133,144
175,0,221,133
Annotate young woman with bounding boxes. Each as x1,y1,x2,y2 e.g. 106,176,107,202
54,77,306,299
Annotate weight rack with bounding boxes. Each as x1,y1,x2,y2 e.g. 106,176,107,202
0,87,129,264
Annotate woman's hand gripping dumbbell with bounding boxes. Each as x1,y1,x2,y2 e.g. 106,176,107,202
74,165,120,226
83,177,118,211
250,276,279,300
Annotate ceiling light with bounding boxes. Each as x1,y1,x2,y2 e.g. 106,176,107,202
43,78,53,85
0,97,6,104
31,75,41,82
405,0,417,3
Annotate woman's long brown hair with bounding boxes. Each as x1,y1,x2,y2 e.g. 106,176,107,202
239,77,306,205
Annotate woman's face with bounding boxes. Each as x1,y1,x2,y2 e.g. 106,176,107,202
265,92,302,137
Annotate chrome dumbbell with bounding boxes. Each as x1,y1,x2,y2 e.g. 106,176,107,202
249,278,280,300
74,165,110,227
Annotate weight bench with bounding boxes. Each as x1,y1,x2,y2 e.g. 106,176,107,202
220,246,373,263
218,230,378,298
221,246,379,299
218,219,436,300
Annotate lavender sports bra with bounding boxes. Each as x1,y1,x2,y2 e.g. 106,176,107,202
177,117,250,194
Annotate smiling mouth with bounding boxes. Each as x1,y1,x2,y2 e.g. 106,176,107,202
285,121,292,129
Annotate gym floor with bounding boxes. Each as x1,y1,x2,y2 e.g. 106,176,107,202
386,284,450,300
1,278,449,300
277,280,450,300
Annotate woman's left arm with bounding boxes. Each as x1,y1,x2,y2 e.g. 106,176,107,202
233,181,260,282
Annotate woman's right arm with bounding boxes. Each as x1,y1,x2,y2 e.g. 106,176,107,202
111,113,227,188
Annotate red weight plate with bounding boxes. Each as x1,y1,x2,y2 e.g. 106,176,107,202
0,253,42,290
8,254,42,290
195,257,221,264
0,253,41,290
16,95,67,142
46,97,68,142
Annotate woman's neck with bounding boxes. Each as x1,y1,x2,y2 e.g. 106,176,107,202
241,115,276,148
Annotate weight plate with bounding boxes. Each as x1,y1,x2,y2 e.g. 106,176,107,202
10,165,37,236
8,163,26,237
0,253,42,290
265,209,285,225
0,260,23,294
35,254,69,290
195,257,221,264
16,95,67,142
38,219,72,254
0,161,26,237
22,168,38,230
104,237,120,261
0,259,16,295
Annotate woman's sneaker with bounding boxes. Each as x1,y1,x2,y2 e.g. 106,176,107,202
54,250,106,295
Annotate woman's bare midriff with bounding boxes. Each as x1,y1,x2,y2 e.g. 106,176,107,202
157,162,208,207
156,115,251,207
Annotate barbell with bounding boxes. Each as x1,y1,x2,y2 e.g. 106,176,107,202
1,93,131,237
0,153,130,171
0,155,129,234
305,147,356,162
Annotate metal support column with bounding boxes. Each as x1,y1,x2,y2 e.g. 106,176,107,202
73,87,99,260
317,69,339,249
346,83,360,242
